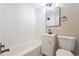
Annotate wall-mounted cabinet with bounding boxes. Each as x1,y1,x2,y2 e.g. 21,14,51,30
46,7,60,27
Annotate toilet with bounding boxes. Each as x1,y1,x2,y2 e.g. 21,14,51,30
56,36,76,56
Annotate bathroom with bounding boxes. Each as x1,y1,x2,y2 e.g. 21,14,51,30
0,1,79,57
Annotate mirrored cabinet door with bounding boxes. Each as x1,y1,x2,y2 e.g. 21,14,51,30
46,7,60,27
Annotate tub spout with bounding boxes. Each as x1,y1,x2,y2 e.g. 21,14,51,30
0,43,10,54
0,48,10,54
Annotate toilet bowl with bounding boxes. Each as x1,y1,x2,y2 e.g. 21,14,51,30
56,49,74,56
56,36,76,56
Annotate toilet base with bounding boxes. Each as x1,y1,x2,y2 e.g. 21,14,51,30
56,49,74,56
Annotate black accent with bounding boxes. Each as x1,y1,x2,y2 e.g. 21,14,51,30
1,45,5,47
42,53,47,56
47,18,50,20
0,43,10,54
63,16,66,18
1,48,10,54
48,32,53,34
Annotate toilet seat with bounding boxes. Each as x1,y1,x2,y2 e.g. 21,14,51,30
56,49,74,56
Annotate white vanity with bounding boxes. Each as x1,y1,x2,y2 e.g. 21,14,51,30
41,34,56,56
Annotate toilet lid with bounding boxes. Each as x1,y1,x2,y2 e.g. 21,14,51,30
56,49,74,56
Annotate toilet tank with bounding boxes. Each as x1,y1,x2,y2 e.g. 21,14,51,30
57,36,76,51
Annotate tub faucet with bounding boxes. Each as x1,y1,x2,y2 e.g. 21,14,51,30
0,48,9,54
0,43,10,54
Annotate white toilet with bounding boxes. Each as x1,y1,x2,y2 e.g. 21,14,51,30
56,36,76,56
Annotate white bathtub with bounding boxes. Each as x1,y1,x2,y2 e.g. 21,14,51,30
1,40,41,56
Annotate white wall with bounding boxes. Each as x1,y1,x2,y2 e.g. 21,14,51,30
1,3,36,47
35,7,45,42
